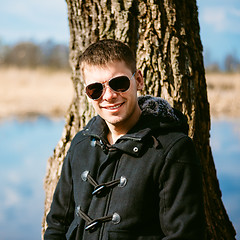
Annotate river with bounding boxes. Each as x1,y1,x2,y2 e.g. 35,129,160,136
0,117,239,240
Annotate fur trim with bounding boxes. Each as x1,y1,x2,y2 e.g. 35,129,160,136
138,95,179,121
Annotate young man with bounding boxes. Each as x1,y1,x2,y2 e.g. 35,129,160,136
44,39,205,240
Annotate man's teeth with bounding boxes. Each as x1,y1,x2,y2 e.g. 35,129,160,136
108,104,121,109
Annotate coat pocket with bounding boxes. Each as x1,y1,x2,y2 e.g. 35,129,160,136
108,230,162,240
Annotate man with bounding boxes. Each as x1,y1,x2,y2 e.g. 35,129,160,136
44,39,205,240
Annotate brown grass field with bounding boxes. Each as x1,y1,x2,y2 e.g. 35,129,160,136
0,67,73,119
0,67,239,119
206,73,240,118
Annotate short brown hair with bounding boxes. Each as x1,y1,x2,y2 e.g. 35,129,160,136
78,39,136,79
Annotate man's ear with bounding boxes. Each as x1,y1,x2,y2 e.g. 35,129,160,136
135,69,144,90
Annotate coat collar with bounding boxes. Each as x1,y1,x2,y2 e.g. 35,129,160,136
83,113,159,157
82,96,187,156
83,114,153,142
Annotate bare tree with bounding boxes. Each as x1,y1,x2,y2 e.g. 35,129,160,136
42,0,236,239
44,44,70,69
224,53,239,72
4,42,42,68
1,41,70,69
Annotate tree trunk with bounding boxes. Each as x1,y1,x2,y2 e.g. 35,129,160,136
42,0,236,239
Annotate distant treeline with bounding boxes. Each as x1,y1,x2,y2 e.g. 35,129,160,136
0,40,240,72
0,40,70,69
205,54,240,73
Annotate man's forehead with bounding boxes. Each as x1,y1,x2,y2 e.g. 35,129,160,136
82,61,130,76
82,60,127,70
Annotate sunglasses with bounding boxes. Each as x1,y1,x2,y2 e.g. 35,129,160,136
85,72,135,100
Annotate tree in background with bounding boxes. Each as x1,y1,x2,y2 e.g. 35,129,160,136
42,0,236,239
0,40,70,69
224,53,240,73
3,42,42,68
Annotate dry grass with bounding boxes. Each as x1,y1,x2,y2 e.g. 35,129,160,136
206,73,240,118
0,67,239,119
0,67,73,119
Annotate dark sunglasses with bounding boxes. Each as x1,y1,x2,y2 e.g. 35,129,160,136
85,73,135,100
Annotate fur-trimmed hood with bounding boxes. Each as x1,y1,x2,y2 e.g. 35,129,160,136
136,95,189,134
138,95,179,121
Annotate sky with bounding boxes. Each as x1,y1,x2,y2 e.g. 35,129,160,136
0,0,240,66
198,0,240,66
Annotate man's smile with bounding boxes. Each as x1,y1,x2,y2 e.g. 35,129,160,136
102,102,124,110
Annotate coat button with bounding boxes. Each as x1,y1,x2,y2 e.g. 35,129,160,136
85,221,100,232
91,138,96,147
76,205,81,216
81,170,89,181
112,212,121,224
92,184,107,197
83,128,89,135
118,176,127,187
133,147,139,152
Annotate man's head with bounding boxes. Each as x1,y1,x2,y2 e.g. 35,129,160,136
78,39,144,136
78,39,136,80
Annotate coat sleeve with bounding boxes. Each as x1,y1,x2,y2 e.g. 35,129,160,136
44,150,75,240
159,136,205,239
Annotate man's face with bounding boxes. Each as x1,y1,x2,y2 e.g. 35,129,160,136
83,61,144,131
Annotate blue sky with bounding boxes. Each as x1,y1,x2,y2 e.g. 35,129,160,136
0,0,69,44
198,0,240,66
0,0,239,65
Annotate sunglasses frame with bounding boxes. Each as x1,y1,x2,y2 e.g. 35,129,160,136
85,72,136,100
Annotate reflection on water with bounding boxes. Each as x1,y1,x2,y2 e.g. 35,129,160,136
0,117,239,240
0,117,65,240
210,119,240,240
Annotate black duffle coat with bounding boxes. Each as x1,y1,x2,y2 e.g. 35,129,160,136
44,96,205,240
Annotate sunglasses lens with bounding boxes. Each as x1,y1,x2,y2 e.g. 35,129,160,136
109,76,130,92
85,76,131,100
86,83,103,100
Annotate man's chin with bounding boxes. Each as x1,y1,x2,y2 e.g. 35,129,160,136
104,116,125,126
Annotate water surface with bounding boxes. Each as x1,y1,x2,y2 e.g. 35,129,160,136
0,117,239,240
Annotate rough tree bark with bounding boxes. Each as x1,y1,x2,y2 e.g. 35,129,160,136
42,0,236,239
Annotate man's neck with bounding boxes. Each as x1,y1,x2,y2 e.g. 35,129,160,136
106,109,142,145
107,130,124,145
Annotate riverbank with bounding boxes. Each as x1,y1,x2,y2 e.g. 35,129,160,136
0,67,239,119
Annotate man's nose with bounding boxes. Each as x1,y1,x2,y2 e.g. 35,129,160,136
102,85,117,100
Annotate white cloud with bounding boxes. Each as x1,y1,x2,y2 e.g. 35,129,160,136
6,171,21,185
0,0,69,43
231,8,240,17
201,6,240,34
202,7,227,31
2,188,20,208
